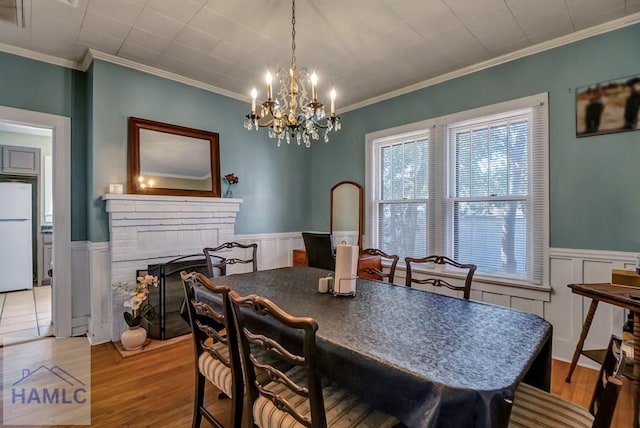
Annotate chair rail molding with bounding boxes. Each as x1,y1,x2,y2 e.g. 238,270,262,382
83,227,633,368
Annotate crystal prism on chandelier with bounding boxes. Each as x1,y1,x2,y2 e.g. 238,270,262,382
243,0,341,147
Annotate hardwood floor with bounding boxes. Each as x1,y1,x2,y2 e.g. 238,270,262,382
551,358,632,428
0,338,633,427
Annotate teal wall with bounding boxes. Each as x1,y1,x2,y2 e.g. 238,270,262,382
2,23,639,250
0,51,87,241
88,60,312,242
310,23,640,252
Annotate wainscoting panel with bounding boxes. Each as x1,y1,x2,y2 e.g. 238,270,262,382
70,241,90,337
548,248,631,367
482,292,512,308
511,297,544,318
81,234,635,363
235,232,304,270
87,242,111,345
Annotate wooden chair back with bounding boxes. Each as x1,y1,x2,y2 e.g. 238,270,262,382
404,255,476,299
358,248,399,283
302,232,335,271
229,290,326,428
589,335,626,428
181,271,243,428
203,242,258,276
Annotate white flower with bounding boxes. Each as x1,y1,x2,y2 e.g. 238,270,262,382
113,275,158,314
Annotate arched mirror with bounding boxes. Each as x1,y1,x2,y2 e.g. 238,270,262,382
330,181,363,247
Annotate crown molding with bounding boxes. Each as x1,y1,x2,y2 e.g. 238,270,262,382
1,12,639,111
0,41,81,70
340,11,640,113
84,49,248,102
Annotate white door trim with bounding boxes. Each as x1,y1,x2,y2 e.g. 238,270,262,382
0,105,72,337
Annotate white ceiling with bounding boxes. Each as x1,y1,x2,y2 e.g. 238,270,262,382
0,0,639,109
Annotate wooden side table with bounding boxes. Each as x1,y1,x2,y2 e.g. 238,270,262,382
566,283,640,428
292,249,307,266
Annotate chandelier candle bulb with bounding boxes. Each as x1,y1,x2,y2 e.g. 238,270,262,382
330,88,336,115
251,87,257,114
266,72,273,100
311,72,318,100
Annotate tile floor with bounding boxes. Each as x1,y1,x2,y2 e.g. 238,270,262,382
0,285,52,344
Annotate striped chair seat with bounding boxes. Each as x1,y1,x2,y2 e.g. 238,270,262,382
253,365,400,428
509,382,594,428
198,341,233,399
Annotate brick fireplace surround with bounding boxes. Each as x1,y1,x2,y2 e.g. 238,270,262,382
103,194,241,341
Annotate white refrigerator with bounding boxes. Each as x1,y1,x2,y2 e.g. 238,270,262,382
0,182,33,292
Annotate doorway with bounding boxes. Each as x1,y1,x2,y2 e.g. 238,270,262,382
0,168,52,341
0,105,72,341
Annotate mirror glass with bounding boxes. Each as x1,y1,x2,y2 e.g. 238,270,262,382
330,181,363,247
139,130,212,191
129,117,220,197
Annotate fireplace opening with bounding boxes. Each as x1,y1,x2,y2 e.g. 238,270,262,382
146,254,209,340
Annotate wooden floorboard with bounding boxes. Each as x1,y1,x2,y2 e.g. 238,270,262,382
551,359,632,428
0,338,633,427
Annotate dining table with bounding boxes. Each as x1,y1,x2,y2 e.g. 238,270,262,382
194,266,552,428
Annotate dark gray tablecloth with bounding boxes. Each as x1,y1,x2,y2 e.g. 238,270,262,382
194,266,552,428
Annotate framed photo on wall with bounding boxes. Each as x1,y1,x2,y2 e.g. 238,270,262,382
576,74,640,137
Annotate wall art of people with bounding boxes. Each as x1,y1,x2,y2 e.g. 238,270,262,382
576,74,640,137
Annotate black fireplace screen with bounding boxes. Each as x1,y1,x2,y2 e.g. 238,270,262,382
146,254,209,340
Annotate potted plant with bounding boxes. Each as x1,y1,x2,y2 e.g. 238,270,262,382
113,274,158,350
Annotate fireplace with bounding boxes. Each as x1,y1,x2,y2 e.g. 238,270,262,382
104,194,242,341
146,254,208,340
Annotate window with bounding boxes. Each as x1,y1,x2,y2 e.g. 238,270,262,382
372,132,429,260
367,93,548,286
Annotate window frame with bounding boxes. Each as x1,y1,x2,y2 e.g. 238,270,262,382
370,131,430,259
365,93,549,288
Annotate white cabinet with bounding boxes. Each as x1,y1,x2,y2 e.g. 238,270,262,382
2,145,41,176
42,233,52,285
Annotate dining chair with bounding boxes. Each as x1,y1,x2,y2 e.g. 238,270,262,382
181,271,243,428
509,335,626,428
228,290,402,428
404,255,477,299
301,232,335,270
358,248,399,283
203,242,258,277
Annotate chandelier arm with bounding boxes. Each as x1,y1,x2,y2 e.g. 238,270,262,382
305,116,341,130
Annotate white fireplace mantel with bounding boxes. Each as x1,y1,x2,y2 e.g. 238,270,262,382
103,193,242,340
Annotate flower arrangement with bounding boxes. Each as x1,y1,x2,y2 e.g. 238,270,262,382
113,274,159,327
223,172,239,197
224,172,239,185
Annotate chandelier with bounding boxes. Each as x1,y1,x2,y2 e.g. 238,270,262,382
243,0,341,147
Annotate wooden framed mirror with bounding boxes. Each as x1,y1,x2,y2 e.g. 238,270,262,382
128,117,221,197
330,181,363,247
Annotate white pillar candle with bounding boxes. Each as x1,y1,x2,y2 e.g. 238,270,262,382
318,277,328,293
